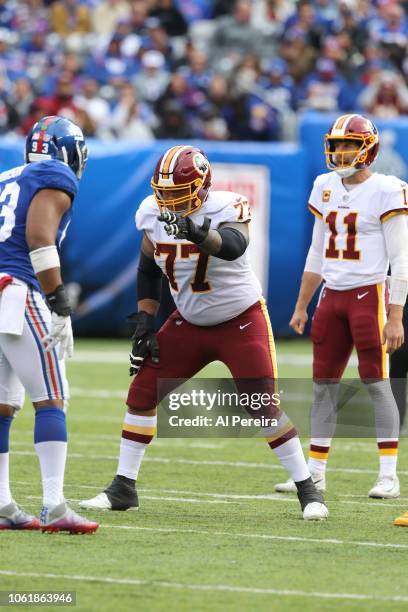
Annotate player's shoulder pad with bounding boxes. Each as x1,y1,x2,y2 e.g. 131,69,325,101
21,160,78,198
313,171,334,188
374,173,406,194
204,191,251,223
135,195,157,231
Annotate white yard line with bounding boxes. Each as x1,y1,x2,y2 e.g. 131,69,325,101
11,450,408,476
25,494,232,506
70,351,359,368
17,483,408,510
0,570,405,603
15,429,384,451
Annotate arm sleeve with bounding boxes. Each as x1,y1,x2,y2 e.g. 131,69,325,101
216,227,248,260
136,251,162,302
383,214,408,305
304,216,325,274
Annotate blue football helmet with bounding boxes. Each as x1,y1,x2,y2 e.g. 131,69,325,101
25,115,88,179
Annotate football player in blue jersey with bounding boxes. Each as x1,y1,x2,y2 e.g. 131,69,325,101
0,115,98,533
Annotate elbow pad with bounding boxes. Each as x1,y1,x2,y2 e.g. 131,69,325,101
217,227,248,261
137,251,162,301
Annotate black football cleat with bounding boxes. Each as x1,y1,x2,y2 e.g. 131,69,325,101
79,475,139,511
296,477,329,520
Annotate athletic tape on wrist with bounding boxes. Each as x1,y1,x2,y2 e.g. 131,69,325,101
29,246,60,274
390,277,408,306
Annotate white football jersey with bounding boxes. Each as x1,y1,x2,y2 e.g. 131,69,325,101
135,191,262,326
308,171,408,290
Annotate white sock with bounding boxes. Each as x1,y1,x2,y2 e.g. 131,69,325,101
274,436,311,482
265,416,310,482
117,412,157,480
377,438,398,478
0,452,11,507
35,441,67,507
308,438,331,474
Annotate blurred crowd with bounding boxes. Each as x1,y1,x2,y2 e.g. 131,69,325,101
2,0,408,142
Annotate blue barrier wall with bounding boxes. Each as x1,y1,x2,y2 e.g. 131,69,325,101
2,116,405,337
0,138,310,336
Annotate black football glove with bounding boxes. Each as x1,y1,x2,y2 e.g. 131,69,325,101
157,209,210,244
128,311,160,376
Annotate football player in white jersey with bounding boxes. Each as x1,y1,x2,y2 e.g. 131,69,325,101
274,114,408,500
81,144,328,520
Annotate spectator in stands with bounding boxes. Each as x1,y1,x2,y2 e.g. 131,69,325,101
8,77,35,122
155,70,204,130
149,0,188,37
128,0,149,36
252,0,293,60
49,0,92,37
280,31,316,84
180,48,212,92
74,77,112,139
211,0,263,72
43,71,80,117
92,0,131,36
371,1,408,71
0,0,16,30
263,58,296,112
299,57,350,112
359,69,408,118
13,0,49,38
142,17,174,60
86,33,137,86
283,0,324,50
176,0,212,23
41,52,83,97
154,98,194,138
111,82,155,140
204,73,235,133
132,50,169,104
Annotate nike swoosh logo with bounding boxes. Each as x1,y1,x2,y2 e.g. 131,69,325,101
239,322,252,330
175,320,183,326
357,292,369,300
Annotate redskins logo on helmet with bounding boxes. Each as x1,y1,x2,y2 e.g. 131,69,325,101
324,114,379,178
151,145,212,216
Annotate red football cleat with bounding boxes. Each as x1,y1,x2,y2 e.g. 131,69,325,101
40,502,99,534
0,501,41,530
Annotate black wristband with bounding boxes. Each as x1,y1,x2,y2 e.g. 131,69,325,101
46,284,72,317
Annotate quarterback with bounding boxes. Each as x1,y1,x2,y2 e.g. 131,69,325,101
81,144,328,520
0,116,98,533
275,114,408,501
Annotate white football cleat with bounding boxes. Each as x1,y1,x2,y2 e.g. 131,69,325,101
79,492,113,510
303,502,329,521
368,475,400,499
275,472,326,493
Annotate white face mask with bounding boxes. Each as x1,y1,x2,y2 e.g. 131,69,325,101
335,166,359,178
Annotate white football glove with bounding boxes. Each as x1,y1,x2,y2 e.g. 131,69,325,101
42,313,74,360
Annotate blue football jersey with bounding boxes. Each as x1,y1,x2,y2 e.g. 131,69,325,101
0,159,78,292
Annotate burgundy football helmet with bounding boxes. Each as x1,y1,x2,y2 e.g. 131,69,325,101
151,145,212,216
324,114,380,176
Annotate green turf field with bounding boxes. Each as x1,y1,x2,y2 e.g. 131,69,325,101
1,338,408,611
